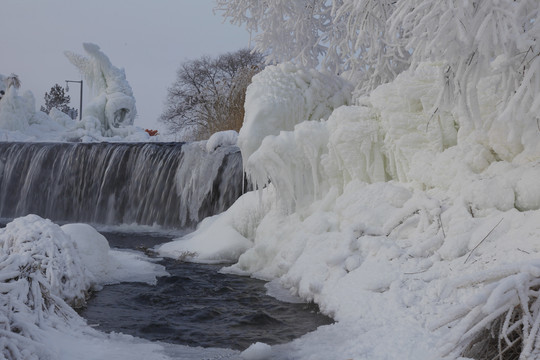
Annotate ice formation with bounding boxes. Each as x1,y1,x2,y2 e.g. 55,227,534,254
0,44,152,142
206,130,238,152
65,43,137,137
238,63,353,164
0,75,48,135
158,60,540,359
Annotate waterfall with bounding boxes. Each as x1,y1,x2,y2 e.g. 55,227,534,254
0,142,245,228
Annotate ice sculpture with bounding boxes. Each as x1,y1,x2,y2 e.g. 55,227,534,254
0,73,38,132
65,43,137,136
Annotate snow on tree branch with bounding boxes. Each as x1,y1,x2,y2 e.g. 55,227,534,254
216,0,539,122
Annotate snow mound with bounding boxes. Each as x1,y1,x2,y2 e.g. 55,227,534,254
61,223,168,285
240,342,271,360
0,215,91,358
157,189,272,264
206,130,238,152
0,215,93,305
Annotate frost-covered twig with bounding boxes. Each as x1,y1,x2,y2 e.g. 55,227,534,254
464,218,503,264
432,262,540,358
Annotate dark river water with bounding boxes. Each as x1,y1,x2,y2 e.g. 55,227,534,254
78,232,333,351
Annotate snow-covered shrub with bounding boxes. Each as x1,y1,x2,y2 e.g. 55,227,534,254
431,262,540,359
0,215,93,359
0,215,93,305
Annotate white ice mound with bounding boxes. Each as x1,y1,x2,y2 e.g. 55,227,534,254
61,223,168,286
0,215,93,305
240,342,272,360
238,63,353,164
157,189,273,264
65,43,137,137
206,130,238,152
0,215,93,358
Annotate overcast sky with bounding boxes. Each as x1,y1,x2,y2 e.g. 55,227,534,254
1,0,251,133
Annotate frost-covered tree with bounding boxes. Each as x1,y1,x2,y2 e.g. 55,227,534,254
160,48,264,140
40,84,78,119
216,0,539,131
389,0,540,134
215,0,408,92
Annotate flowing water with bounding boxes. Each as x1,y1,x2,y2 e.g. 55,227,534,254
0,142,244,228
79,232,333,350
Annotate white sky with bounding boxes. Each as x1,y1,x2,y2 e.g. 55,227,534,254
1,0,251,134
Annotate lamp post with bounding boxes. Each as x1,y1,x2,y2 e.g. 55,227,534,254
65,80,83,120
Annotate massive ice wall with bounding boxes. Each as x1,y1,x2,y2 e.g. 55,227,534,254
65,43,137,137
238,61,540,213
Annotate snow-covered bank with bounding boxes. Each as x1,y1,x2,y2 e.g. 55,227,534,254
0,215,239,360
158,62,540,359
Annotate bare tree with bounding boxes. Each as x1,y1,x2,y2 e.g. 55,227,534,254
160,48,264,140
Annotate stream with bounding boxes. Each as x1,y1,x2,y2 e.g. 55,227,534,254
79,231,333,351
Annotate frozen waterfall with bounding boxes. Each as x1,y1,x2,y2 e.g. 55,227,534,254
0,142,245,228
